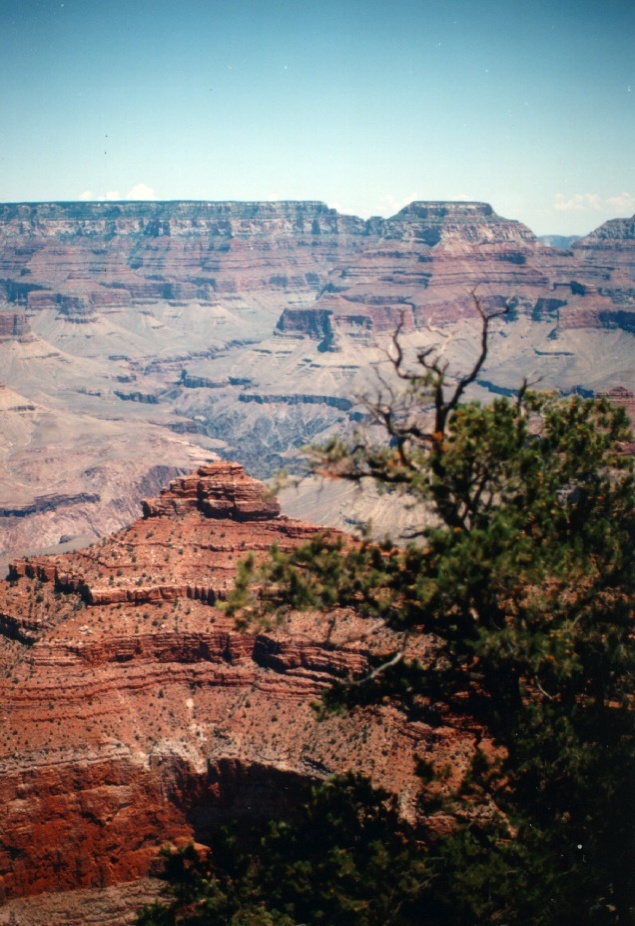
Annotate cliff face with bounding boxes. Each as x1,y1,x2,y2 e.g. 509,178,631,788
0,201,369,311
271,203,635,349
0,312,33,342
574,213,635,246
0,200,365,238
0,463,478,913
381,200,537,246
2,200,633,329
271,199,544,348
1,200,634,561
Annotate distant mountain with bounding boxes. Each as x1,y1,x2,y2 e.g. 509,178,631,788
0,200,634,558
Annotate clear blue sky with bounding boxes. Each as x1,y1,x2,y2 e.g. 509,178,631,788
0,0,633,235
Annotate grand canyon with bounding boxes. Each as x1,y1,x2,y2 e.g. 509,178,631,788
0,201,634,923
1,200,634,561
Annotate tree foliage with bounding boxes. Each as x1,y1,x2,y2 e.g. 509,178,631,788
136,774,434,926
147,309,635,924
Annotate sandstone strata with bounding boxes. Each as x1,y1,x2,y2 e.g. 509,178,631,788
0,201,367,311
275,201,635,345
0,463,480,920
1,200,634,559
3,200,633,340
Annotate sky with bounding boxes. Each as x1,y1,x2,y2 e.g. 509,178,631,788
0,0,633,236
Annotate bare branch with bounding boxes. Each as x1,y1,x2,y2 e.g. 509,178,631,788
388,315,406,372
516,374,543,413
352,648,405,686
536,680,557,701
442,292,509,424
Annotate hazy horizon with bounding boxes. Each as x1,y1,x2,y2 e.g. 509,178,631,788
1,0,633,237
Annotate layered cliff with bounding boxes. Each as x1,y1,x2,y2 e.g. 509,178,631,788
2,200,633,334
563,214,635,329
381,200,537,246
275,203,635,343
1,200,634,561
0,463,479,919
574,213,635,248
0,201,369,312
0,312,34,342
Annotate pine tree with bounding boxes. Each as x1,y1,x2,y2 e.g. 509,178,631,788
228,307,635,925
146,307,635,925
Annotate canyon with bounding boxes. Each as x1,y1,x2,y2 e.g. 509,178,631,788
0,462,481,923
0,200,634,560
0,200,634,923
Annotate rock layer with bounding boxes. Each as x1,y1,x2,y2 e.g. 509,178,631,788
0,201,368,311
1,200,634,560
0,463,478,914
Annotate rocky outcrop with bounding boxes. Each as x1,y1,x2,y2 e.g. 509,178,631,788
574,213,635,246
0,312,33,342
113,390,159,404
381,200,537,247
0,492,101,520
0,462,481,916
0,879,162,926
275,307,334,340
141,461,281,521
568,215,635,317
238,393,353,411
180,372,230,389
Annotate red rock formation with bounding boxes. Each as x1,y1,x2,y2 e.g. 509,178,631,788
142,462,281,521
273,203,635,343
0,463,481,915
0,201,370,311
2,201,633,340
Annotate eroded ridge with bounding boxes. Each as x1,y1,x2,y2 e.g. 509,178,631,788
0,462,478,910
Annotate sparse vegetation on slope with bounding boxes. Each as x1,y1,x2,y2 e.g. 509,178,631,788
147,312,634,925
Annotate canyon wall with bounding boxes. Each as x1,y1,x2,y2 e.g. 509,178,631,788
0,200,634,559
0,200,368,311
0,463,479,920
1,198,634,920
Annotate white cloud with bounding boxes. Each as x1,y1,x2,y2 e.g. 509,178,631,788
125,183,157,201
554,193,602,212
606,192,635,212
381,192,419,214
77,185,157,202
554,192,635,214
78,190,120,201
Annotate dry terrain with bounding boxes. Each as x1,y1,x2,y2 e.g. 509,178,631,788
0,463,482,922
1,200,633,560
